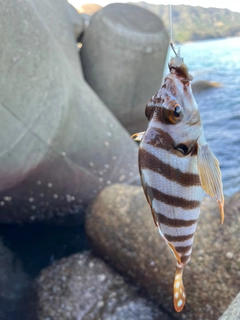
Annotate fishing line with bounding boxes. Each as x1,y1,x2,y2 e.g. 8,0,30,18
169,4,180,58
169,4,177,56
169,4,173,44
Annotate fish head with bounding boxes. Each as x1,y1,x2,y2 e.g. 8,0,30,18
145,60,202,157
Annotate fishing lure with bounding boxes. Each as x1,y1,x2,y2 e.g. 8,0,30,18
132,44,224,312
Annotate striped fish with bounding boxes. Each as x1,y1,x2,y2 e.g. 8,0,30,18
132,46,224,312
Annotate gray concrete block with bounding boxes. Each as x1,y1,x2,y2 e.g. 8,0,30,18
80,3,169,134
219,292,240,320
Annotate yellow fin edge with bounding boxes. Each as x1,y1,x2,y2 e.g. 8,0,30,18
197,144,224,224
131,131,145,142
157,226,182,265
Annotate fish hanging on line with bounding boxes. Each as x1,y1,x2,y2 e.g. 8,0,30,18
132,43,224,312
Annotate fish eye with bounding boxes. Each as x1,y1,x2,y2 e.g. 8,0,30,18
160,102,183,125
173,105,181,117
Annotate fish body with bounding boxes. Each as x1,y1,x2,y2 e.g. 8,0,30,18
133,48,224,312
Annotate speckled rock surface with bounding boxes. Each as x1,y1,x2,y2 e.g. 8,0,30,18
80,3,169,134
86,184,240,320
219,292,240,320
0,0,139,223
35,252,171,320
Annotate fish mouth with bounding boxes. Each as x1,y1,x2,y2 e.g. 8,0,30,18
175,143,193,156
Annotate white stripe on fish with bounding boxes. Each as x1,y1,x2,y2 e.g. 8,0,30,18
152,199,201,221
142,168,203,201
159,222,198,238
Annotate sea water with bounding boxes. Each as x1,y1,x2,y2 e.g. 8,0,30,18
180,37,240,197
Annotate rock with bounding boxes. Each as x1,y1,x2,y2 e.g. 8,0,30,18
219,292,240,320
192,80,222,93
86,184,240,320
67,3,86,39
0,0,139,223
35,252,171,320
80,3,169,134
0,237,30,301
0,237,34,320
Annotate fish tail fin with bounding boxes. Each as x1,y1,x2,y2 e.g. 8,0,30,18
173,265,186,312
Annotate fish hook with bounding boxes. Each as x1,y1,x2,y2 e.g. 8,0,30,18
170,42,178,56
170,42,181,58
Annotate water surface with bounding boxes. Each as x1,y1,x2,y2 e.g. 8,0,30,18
174,37,240,197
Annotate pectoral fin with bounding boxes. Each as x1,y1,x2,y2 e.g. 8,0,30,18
197,144,224,224
131,131,145,141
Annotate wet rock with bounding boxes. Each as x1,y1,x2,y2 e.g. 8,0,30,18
0,0,139,223
86,184,240,320
0,237,34,320
80,3,169,134
219,292,240,320
35,252,171,320
192,80,222,93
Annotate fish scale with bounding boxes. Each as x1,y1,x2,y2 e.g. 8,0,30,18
139,131,204,263
132,45,224,312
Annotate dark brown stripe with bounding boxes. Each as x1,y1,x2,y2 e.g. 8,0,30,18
169,65,192,81
148,94,163,106
175,245,192,255
142,127,174,152
146,186,200,210
145,105,155,121
164,233,194,242
181,254,191,264
156,213,196,227
139,148,201,186
145,95,164,120
142,127,197,157
191,145,198,156
154,106,171,125
145,95,165,121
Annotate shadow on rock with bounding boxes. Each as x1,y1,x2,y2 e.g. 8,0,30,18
0,237,37,320
0,222,89,278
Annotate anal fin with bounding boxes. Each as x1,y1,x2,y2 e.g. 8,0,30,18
157,226,182,265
